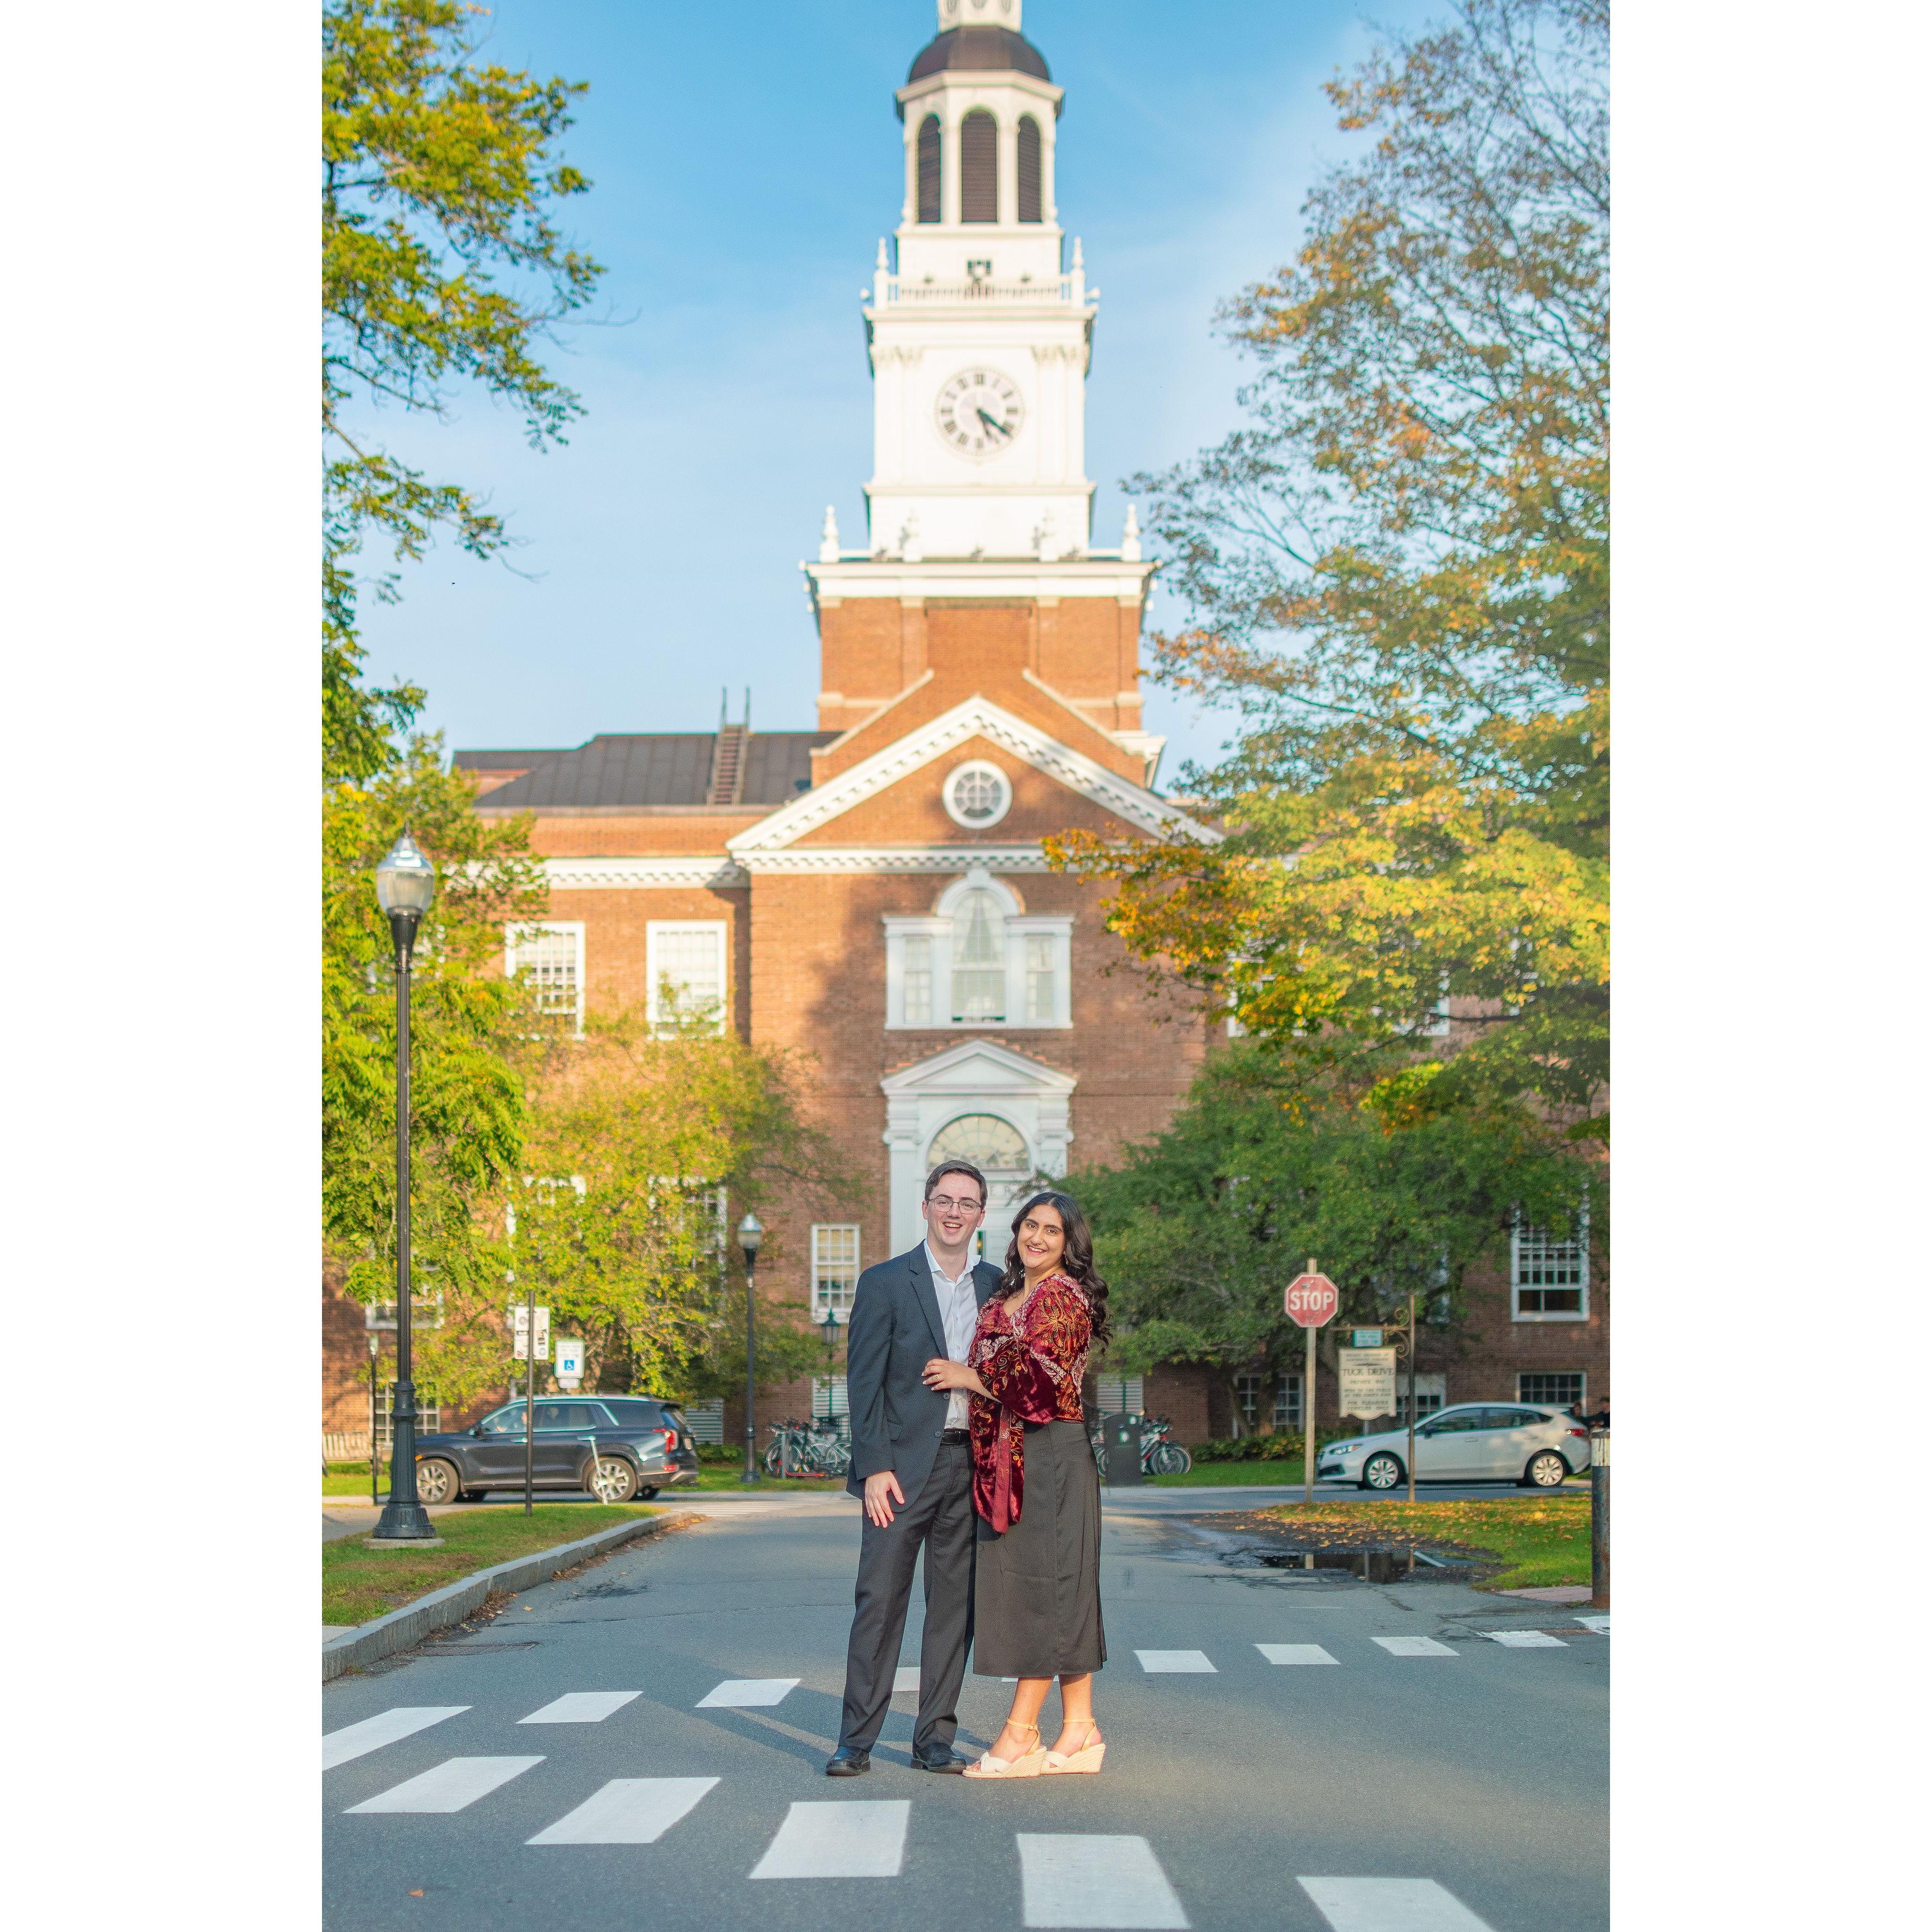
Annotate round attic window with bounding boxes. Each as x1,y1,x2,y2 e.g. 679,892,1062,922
943,760,1012,830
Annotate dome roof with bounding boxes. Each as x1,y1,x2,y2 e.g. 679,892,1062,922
908,26,1051,84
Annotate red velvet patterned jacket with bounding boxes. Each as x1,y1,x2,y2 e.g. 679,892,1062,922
966,1272,1093,1532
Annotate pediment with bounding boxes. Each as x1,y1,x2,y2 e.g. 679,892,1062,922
728,697,1215,857
880,1038,1079,1098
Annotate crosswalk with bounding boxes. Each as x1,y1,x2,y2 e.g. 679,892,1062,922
328,1726,1510,1928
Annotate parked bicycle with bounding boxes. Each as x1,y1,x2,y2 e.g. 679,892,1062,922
763,1416,852,1479
1139,1415,1192,1477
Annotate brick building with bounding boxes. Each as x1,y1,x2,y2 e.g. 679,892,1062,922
322,2,1605,1455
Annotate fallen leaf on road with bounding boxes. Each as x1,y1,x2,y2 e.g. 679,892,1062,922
408,1890,423,1898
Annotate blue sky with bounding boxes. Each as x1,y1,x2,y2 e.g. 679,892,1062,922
346,0,1440,780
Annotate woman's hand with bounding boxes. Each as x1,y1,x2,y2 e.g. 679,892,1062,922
922,1357,987,1396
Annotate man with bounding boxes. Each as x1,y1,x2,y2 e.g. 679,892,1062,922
826,1159,1001,1776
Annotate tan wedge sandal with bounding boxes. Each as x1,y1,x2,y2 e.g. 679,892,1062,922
1041,1722,1106,1774
963,1721,1047,1779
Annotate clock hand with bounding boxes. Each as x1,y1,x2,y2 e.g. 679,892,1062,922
976,408,1012,438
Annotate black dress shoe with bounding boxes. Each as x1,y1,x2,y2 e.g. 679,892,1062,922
825,1746,871,1777
912,1746,970,1774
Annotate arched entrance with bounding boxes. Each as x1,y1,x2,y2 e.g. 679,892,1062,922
927,1112,1032,1266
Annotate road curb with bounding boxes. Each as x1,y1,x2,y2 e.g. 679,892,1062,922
323,1511,700,1682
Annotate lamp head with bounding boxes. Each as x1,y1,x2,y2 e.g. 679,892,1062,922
737,1211,764,1261
375,832,437,918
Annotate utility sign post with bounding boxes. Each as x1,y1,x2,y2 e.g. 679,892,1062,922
1285,1263,1338,1506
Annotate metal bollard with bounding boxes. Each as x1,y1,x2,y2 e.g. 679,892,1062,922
1589,1429,1609,1609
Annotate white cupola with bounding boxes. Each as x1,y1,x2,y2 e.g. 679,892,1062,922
937,0,1024,27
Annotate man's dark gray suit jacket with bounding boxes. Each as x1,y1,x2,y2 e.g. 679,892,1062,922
843,1245,1002,1503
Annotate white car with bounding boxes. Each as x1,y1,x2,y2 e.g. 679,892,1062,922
1316,1402,1590,1490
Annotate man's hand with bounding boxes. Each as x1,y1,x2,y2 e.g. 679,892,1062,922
863,1470,906,1528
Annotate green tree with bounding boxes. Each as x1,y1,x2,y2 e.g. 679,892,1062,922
1072,1045,1593,1424
323,737,548,1409
509,1013,861,1402
1054,0,1607,1132
323,0,603,781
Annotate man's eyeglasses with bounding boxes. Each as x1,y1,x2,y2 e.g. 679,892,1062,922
927,1195,984,1214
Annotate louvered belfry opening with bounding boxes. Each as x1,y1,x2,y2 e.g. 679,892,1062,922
1017,115,1042,222
961,109,998,222
917,114,942,223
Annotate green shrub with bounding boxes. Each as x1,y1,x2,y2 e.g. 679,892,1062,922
696,1443,740,1465
1191,1426,1359,1463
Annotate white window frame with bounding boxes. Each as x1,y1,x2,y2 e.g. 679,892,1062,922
1517,1371,1586,1410
810,1224,861,1324
647,921,729,1035
883,870,1072,1030
506,920,586,1035
1511,1207,1591,1323
811,1375,851,1431
1396,1373,1447,1421
941,758,1012,830
1093,1375,1145,1417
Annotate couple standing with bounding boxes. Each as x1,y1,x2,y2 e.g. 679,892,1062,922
828,1159,1109,1780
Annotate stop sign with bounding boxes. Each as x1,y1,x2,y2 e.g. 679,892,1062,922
1284,1272,1338,1327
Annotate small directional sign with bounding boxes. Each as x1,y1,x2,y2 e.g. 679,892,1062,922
509,1305,550,1361
1352,1328,1384,1348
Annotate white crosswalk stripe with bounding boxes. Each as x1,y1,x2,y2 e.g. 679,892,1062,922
892,1665,921,1694
698,1678,799,1708
1135,1649,1216,1673
1575,1614,1609,1634
750,1800,910,1878
346,1755,544,1814
1018,1834,1190,1928
1372,1636,1459,1658
526,1776,719,1845
323,1706,467,1770
1257,1644,1339,1666
1298,1876,1498,1930
1483,1631,1567,1648
520,1691,643,1723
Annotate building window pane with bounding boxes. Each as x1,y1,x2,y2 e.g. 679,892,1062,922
1513,1210,1588,1317
811,1225,861,1322
1093,1375,1144,1417
1274,1374,1303,1428
1518,1372,1585,1410
649,923,727,1033
927,1114,1028,1173
682,1399,724,1445
812,1376,850,1429
952,891,1005,1022
508,924,583,1032
372,1384,440,1450
1024,933,1056,1022
1396,1374,1447,1422
904,934,932,1025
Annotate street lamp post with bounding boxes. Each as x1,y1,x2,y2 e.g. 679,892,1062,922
738,1213,764,1485
369,832,439,1543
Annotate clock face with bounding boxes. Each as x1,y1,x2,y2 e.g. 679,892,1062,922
935,368,1025,459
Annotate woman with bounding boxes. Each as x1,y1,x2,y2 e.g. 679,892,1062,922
920,1189,1109,1778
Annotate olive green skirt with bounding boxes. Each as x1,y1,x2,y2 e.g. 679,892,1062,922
973,1419,1107,1678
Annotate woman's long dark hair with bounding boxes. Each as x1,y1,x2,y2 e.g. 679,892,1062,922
1000,1189,1111,1346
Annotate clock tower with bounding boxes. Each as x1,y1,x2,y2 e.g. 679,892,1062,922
804,0,1162,786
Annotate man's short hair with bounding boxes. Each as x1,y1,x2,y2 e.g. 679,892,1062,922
924,1160,987,1206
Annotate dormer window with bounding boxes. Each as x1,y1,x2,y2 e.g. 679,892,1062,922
884,869,1072,1030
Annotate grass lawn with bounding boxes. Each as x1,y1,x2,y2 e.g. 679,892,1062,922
1256,1496,1589,1591
323,1503,661,1628
1148,1458,1306,1487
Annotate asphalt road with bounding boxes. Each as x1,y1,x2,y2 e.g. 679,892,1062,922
323,1495,1607,1932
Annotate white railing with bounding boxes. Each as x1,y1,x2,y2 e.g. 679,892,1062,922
324,1430,372,1461
873,273,1089,306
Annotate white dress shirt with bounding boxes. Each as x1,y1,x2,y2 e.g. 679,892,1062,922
925,1241,980,1431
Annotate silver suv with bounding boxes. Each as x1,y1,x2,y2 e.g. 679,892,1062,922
1318,1402,1590,1490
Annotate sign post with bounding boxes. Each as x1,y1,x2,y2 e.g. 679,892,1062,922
1284,1261,1339,1506
510,1300,550,1515
1590,1429,1610,1607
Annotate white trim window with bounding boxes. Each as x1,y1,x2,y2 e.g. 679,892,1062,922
884,868,1071,1029
1236,1372,1301,1432
1396,1373,1447,1421
1511,1209,1590,1321
647,921,728,1034
1093,1375,1145,1418
506,921,586,1034
811,1376,851,1430
811,1225,861,1324
941,759,1012,830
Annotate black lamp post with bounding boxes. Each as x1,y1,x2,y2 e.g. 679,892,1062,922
820,1305,842,1355
738,1212,764,1485
370,831,439,1542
